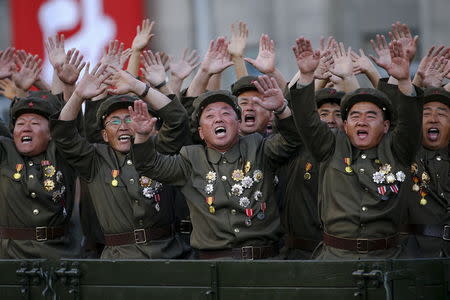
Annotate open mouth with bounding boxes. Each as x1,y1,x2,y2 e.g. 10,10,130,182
427,128,439,141
244,113,256,125
214,126,226,137
21,136,32,144
118,135,131,142
356,130,368,139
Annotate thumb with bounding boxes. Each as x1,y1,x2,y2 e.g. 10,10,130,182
243,57,256,66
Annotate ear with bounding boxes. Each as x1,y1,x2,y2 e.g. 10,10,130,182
343,120,349,134
198,126,204,140
101,129,109,142
383,120,390,134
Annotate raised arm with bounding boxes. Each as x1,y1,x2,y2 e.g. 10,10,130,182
127,19,155,77
168,49,199,96
228,21,249,79
351,48,381,88
141,50,172,95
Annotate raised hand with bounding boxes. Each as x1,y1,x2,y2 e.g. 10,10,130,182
351,49,377,75
292,37,321,74
12,54,42,90
106,66,142,95
141,50,166,87
414,45,450,86
251,75,285,111
382,41,410,80
169,49,199,80
56,48,86,84
120,48,132,68
244,34,275,74
0,78,17,99
45,34,66,69
128,99,158,137
132,19,155,51
422,57,450,88
328,42,353,78
155,51,170,72
200,37,233,75
314,50,333,80
101,40,125,69
0,47,16,79
228,21,248,57
319,36,336,55
369,34,391,70
73,63,111,99
388,21,419,62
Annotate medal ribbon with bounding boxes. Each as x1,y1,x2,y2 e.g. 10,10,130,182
245,208,254,217
111,170,119,178
377,185,387,195
389,184,399,194
260,202,267,212
305,162,312,172
15,163,23,173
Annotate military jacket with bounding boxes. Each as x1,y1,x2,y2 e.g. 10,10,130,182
290,82,423,259
0,140,77,259
133,116,301,250
50,99,190,259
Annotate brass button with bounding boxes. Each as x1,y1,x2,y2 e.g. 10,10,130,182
436,156,442,161
361,154,367,159
127,159,133,165
359,168,365,174
221,176,227,181
32,209,39,215
129,178,135,184
28,161,34,167
30,192,36,198
361,206,368,212
234,228,239,233
28,174,34,180
231,209,236,215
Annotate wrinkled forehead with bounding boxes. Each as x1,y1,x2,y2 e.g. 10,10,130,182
424,101,450,112
348,101,382,114
15,113,48,122
238,90,262,101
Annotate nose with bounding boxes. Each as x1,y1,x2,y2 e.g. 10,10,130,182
429,111,439,123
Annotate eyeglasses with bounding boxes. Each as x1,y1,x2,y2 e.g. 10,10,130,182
104,117,132,127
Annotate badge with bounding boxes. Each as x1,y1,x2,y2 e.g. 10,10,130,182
241,176,254,188
244,161,251,174
245,208,254,227
245,218,252,227
111,170,119,187
155,203,161,212
139,176,152,187
253,191,263,201
256,212,265,220
13,164,23,180
344,158,353,173
304,162,312,180
205,171,217,183
231,184,243,196
412,184,420,192
231,169,245,181
154,193,161,211
253,170,263,182
43,165,56,177
206,196,215,214
205,184,214,195
239,197,250,208
43,179,55,191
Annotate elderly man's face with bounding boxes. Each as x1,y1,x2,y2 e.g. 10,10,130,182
344,102,390,150
318,102,343,131
198,102,240,152
422,101,450,150
13,113,51,157
102,108,134,153
238,90,273,136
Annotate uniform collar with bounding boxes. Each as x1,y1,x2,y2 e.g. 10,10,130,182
352,147,378,161
206,141,241,164
422,146,449,161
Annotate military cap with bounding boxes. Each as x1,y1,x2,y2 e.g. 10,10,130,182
97,94,159,129
423,87,450,108
192,90,241,126
315,88,345,108
340,88,392,121
231,76,259,97
11,96,57,123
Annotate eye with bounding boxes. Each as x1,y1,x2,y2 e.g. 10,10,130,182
223,111,230,116
335,112,341,118
110,119,121,125
205,114,213,119
124,117,132,124
320,113,328,117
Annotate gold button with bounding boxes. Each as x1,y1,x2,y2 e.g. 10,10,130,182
231,209,236,214
33,209,39,215
234,228,239,233
28,161,34,167
129,178,135,184
361,154,367,159
361,206,368,212
127,160,133,165
28,174,34,180
221,176,227,181
436,156,441,161
359,168,365,174
222,160,227,164
30,192,36,198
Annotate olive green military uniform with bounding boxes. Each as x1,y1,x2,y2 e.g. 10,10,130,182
132,91,301,258
0,96,78,259
290,82,423,259
279,88,344,259
0,119,10,137
402,88,450,257
50,96,191,259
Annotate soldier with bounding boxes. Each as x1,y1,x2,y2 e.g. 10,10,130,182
281,88,344,259
290,38,422,259
0,95,78,259
50,63,191,259
131,75,301,260
404,88,450,257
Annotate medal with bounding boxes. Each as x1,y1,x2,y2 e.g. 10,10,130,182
244,161,251,174
245,208,254,227
139,176,152,187
245,218,252,226
111,170,119,187
419,190,427,206
344,158,353,173
42,160,56,177
304,162,312,180
206,196,215,214
13,164,23,180
232,169,245,181
154,193,161,212
257,202,266,219
43,179,55,191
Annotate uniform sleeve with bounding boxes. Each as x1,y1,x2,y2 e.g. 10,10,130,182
0,119,10,138
49,115,97,181
132,137,191,187
153,95,192,154
290,81,335,162
83,97,106,144
390,89,423,166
